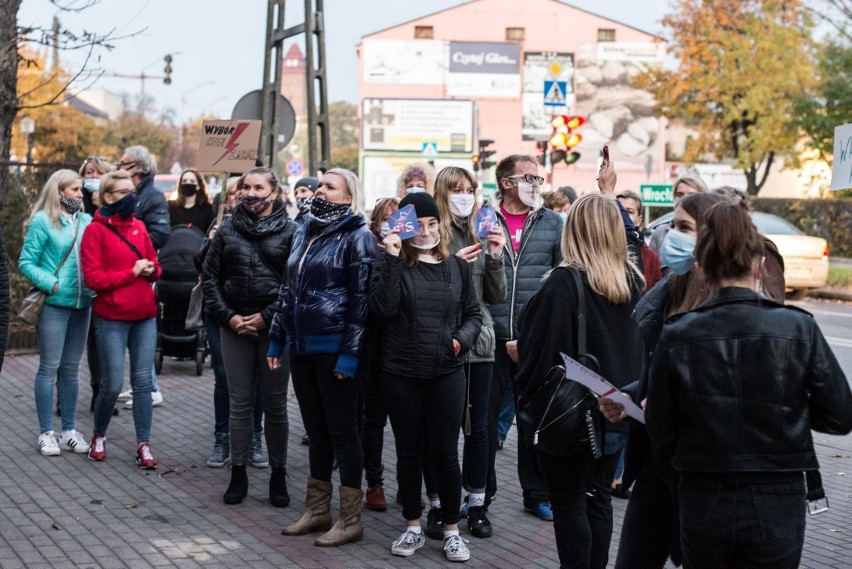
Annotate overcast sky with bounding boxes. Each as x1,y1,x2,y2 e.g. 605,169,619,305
19,0,670,121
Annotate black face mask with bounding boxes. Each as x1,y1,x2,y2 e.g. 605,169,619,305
309,197,351,225
101,192,138,220
179,183,198,197
59,194,82,215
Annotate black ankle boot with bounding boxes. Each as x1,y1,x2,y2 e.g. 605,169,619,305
269,466,290,507
224,464,248,505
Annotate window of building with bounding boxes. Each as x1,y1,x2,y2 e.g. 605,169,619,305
415,26,434,39
506,27,525,41
597,29,616,42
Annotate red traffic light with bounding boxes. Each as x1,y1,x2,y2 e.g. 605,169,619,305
550,115,569,129
566,116,585,130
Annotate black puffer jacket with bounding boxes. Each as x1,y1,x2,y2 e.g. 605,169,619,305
134,174,171,250
0,224,9,372
646,287,852,473
485,201,563,340
268,214,376,378
369,252,482,379
202,202,296,328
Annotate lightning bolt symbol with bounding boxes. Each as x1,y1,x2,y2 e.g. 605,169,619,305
212,122,250,167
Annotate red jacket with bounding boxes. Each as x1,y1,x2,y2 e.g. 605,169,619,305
81,211,161,321
641,242,662,293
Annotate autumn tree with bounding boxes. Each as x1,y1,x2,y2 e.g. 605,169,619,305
636,0,814,194
279,101,360,176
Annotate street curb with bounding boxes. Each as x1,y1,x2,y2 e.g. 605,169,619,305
808,288,852,302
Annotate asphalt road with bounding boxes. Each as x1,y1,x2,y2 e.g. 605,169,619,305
792,298,852,379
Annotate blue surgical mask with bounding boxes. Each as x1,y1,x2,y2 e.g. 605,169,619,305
660,229,696,275
558,211,568,223
83,179,101,193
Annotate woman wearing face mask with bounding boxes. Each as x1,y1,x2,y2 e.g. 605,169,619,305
369,192,483,562
268,168,376,546
80,170,162,468
646,201,851,569
293,176,318,225
599,192,729,569
19,169,95,457
77,157,115,413
396,163,435,197
432,166,506,539
202,167,296,507
168,169,215,231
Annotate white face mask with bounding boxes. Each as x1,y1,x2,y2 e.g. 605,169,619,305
410,235,441,250
449,194,475,218
379,221,391,238
517,182,541,209
406,186,426,194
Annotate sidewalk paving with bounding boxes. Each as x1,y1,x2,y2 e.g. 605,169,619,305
0,352,850,568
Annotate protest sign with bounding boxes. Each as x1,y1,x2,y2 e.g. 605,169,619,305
830,123,852,191
475,206,499,238
560,352,645,424
197,120,262,173
387,204,420,240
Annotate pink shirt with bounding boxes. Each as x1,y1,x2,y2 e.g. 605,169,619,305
500,204,528,252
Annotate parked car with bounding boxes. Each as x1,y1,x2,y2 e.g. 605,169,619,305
646,211,829,298
153,174,179,201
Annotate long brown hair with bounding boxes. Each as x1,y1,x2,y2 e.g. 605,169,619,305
176,169,209,207
665,192,730,317
696,200,764,286
434,166,478,244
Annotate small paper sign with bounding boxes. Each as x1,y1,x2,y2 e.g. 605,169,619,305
830,123,852,191
475,206,499,238
560,352,646,424
196,119,262,173
387,204,420,240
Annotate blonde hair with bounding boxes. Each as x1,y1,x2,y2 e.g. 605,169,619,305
326,168,366,216
29,169,81,228
560,194,644,303
434,166,478,244
673,175,709,196
98,170,134,205
78,157,114,178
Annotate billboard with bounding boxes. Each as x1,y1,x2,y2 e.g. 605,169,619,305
522,52,575,141
446,41,521,98
361,154,474,206
361,98,474,153
362,39,445,85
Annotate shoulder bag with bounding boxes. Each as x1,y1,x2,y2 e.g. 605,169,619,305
516,267,601,458
17,220,81,326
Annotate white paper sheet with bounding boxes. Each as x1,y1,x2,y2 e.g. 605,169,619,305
560,352,646,424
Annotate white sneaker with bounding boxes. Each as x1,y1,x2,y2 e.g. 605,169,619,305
443,533,470,562
391,529,425,557
117,389,133,402
124,390,163,409
58,430,91,454
38,432,60,456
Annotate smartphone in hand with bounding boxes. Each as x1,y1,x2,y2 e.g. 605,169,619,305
602,145,610,163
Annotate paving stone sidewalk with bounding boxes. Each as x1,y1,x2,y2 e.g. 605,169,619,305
0,353,849,568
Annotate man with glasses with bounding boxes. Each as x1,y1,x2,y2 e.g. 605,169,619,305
118,145,170,251
483,154,563,524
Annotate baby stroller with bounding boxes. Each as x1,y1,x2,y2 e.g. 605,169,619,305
156,224,207,375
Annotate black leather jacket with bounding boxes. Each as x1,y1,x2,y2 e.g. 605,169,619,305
202,202,296,328
268,214,376,378
646,287,852,473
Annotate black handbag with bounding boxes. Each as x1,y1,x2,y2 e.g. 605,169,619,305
516,267,601,458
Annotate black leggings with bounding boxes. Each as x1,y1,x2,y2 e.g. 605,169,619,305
383,369,465,524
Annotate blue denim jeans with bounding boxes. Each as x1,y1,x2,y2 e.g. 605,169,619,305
35,304,91,433
93,317,156,443
205,313,263,435
497,380,515,443
678,471,805,569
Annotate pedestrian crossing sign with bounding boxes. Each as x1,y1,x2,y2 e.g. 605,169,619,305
421,141,439,158
543,81,567,107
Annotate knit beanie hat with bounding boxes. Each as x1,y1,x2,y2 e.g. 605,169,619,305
294,177,319,194
399,191,441,221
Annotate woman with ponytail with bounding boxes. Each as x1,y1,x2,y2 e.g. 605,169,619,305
645,201,852,569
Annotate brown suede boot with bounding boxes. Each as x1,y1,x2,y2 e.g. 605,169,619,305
314,485,364,547
281,477,333,536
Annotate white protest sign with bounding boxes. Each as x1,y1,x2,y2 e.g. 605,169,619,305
197,119,262,173
830,123,852,191
560,352,645,424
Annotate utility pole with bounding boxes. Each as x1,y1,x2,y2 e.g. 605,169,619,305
261,0,329,174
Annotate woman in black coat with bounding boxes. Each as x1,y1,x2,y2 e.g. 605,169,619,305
202,167,296,508
370,192,482,563
516,193,644,569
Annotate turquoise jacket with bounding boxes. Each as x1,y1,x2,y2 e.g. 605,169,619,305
18,210,94,309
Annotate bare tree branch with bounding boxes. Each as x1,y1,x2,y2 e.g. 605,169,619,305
48,0,99,13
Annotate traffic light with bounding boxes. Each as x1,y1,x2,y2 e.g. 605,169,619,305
548,115,584,166
163,54,173,85
471,154,481,172
478,139,496,170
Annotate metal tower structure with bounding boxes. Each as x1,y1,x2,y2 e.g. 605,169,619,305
261,0,330,174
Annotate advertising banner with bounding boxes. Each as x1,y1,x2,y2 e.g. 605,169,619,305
446,41,521,98
362,98,474,153
362,39,446,85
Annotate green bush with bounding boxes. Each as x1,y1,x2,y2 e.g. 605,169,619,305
752,198,852,258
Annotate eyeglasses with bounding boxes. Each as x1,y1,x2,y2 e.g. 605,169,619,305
116,161,138,169
505,174,545,186
106,188,134,196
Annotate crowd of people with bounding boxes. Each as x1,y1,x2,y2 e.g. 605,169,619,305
5,145,851,568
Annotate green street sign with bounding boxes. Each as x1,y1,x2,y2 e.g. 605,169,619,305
640,184,674,207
